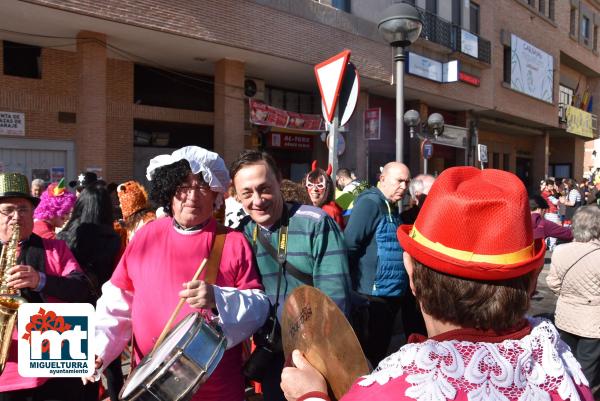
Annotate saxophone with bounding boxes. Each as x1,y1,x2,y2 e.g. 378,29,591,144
0,224,27,374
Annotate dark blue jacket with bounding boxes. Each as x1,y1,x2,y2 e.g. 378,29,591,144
344,187,407,297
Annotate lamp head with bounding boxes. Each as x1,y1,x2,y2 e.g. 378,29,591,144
404,109,421,127
427,113,444,137
378,3,423,48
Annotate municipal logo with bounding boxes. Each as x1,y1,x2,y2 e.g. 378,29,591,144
18,303,95,377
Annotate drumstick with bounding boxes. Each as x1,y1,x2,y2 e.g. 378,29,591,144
152,258,208,352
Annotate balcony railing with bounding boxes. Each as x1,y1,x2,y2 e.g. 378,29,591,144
559,103,598,138
417,8,491,64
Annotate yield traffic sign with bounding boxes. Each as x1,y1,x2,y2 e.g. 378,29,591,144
314,50,351,123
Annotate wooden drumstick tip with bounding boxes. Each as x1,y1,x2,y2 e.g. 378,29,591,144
152,258,208,353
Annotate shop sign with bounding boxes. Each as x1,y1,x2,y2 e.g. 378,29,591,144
459,71,480,86
268,133,313,151
0,111,25,136
407,53,458,83
478,144,488,163
249,99,325,132
510,34,553,103
565,105,594,138
461,30,479,59
364,108,381,140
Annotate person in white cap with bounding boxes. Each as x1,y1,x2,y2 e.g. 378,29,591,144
86,146,270,401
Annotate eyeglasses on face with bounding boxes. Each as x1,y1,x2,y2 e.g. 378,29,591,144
176,185,212,196
0,206,32,217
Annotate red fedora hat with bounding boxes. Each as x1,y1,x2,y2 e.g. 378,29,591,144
397,167,545,281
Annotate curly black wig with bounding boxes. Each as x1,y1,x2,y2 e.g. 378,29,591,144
149,159,192,216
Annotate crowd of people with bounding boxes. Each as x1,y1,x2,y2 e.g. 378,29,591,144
0,145,598,401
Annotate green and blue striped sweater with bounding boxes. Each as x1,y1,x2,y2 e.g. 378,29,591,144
238,203,351,317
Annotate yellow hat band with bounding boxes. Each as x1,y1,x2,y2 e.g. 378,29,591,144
409,227,535,265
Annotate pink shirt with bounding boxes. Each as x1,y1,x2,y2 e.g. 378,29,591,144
111,217,262,401
0,238,82,392
33,220,56,240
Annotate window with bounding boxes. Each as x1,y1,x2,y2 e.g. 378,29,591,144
547,0,554,20
527,0,534,6
538,0,545,15
558,85,574,122
469,2,480,34
452,0,461,26
503,154,510,171
493,153,500,169
426,0,437,15
582,16,590,44
2,40,41,79
133,64,214,111
331,0,350,12
570,7,577,36
581,15,590,45
594,25,598,51
266,86,319,114
503,46,511,83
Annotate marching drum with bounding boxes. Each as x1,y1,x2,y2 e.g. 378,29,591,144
119,313,227,401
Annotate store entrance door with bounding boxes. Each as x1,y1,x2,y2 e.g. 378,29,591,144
516,157,533,191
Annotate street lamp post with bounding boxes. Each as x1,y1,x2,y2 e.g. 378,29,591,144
404,109,445,175
378,3,423,163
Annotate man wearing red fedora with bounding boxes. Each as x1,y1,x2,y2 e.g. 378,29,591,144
280,166,593,401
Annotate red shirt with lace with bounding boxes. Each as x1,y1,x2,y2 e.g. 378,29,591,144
298,318,593,401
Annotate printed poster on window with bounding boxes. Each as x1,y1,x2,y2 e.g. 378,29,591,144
51,167,65,182
31,169,50,183
364,108,381,140
510,35,553,103
0,111,25,136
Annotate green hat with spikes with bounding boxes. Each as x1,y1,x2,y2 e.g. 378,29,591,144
0,172,41,207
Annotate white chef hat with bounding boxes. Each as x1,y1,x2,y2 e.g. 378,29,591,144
146,146,230,209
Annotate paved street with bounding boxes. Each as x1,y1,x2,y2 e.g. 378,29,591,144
528,251,557,319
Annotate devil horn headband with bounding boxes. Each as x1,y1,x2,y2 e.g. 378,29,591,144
310,160,333,177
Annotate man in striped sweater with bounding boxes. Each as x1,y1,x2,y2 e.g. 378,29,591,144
231,150,351,401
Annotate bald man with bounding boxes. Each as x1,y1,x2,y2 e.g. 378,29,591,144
345,162,412,366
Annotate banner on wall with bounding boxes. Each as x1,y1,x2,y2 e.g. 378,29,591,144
510,35,553,103
249,99,325,132
0,112,25,136
565,105,594,138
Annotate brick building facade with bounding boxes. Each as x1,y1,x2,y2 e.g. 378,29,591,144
0,0,598,189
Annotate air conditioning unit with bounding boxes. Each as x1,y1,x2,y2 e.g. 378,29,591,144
244,78,265,101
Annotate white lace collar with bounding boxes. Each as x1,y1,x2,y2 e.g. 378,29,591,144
358,318,588,401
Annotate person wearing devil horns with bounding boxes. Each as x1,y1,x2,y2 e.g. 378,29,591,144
302,162,345,230
231,150,351,401
280,166,594,401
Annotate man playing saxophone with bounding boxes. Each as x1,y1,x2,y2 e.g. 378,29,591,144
0,173,93,401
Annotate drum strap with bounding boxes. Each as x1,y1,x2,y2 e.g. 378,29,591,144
130,223,228,369
203,224,227,285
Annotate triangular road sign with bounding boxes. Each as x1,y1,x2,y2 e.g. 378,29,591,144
314,50,351,123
